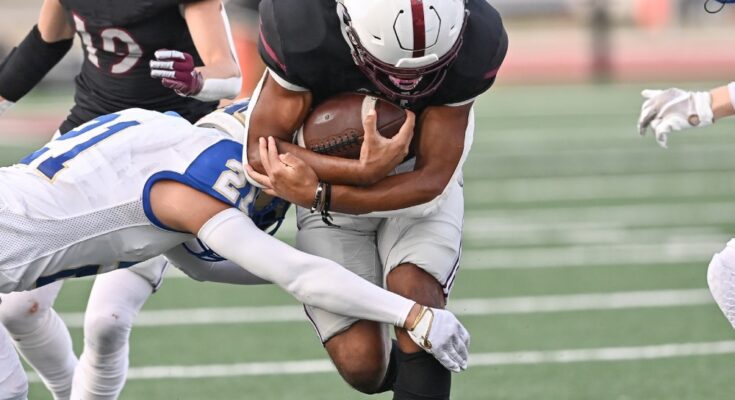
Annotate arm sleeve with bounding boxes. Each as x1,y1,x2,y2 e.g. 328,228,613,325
0,25,73,102
197,208,415,327
163,240,270,285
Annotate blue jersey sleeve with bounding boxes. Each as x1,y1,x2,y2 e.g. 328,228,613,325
143,139,256,232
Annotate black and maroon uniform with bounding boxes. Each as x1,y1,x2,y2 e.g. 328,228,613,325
257,0,508,112
58,0,217,133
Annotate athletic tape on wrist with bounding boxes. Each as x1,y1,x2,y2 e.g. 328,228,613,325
0,25,72,102
192,76,242,102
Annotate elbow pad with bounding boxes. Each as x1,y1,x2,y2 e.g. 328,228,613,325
0,25,73,102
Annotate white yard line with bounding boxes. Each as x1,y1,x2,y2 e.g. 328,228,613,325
27,340,735,382
460,241,721,270
58,288,713,328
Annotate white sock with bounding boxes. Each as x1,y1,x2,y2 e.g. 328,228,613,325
0,326,28,400
70,269,153,400
0,281,76,400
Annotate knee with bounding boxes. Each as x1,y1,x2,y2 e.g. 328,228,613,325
326,332,389,394
331,348,387,394
83,308,134,354
387,264,445,308
0,297,51,336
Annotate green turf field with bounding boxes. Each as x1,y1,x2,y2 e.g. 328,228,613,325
3,83,735,399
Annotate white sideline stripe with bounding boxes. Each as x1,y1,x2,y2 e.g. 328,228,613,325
58,289,713,328
26,341,735,382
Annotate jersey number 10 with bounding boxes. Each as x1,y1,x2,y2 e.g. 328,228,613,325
73,13,142,74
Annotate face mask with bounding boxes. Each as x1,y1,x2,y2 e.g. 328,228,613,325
705,0,735,13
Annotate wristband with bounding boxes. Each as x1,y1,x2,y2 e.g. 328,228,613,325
310,183,324,213
728,82,735,111
0,25,73,102
320,182,339,227
192,76,242,102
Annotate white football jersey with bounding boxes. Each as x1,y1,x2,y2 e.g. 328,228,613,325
0,108,258,293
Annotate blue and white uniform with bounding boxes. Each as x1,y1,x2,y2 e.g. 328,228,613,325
0,108,259,293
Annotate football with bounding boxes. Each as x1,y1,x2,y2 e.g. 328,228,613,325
297,92,406,159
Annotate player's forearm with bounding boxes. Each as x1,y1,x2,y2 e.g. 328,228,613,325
185,0,242,100
329,168,449,214
164,243,270,285
276,140,379,186
198,209,416,327
711,83,735,121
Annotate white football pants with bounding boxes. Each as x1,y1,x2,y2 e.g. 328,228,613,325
0,325,27,400
0,258,161,400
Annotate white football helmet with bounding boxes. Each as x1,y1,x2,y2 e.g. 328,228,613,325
337,0,468,101
194,99,250,143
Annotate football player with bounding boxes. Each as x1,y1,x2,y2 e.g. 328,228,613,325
0,104,468,400
241,1,508,398
638,82,735,330
0,0,241,398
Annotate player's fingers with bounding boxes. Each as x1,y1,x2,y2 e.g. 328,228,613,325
641,89,662,100
279,152,306,169
258,137,273,175
244,164,274,189
395,110,415,144
160,78,187,93
362,109,378,142
637,105,657,136
151,69,177,79
267,136,282,172
154,49,187,61
150,60,175,71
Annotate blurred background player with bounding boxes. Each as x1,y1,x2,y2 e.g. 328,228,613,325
637,82,735,330
244,0,507,398
0,0,241,398
226,0,263,98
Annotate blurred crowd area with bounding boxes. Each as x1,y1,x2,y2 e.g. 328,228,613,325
0,0,733,87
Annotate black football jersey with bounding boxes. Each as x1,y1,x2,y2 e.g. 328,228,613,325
258,0,508,112
58,0,217,133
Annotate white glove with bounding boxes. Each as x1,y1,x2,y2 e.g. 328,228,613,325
0,99,14,116
407,306,470,373
637,88,713,148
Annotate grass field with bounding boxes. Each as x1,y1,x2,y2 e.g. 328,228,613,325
2,83,735,399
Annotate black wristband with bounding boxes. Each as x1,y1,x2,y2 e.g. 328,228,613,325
0,25,73,102
320,182,340,228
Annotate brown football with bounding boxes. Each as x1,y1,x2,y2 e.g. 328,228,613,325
297,92,406,159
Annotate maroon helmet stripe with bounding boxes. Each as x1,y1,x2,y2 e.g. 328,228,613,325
410,0,426,58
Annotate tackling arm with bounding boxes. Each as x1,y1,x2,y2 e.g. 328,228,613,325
150,179,470,372
0,0,74,113
163,241,270,285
